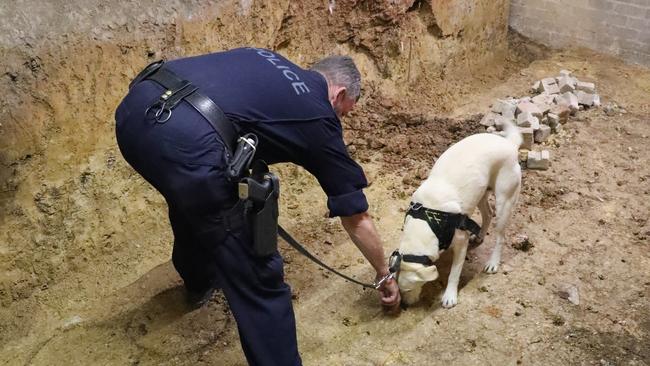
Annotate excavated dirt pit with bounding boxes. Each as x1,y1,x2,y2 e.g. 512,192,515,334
1,3,649,364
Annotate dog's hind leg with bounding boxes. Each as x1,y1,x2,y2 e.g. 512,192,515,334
484,165,521,274
442,231,469,308
470,191,493,248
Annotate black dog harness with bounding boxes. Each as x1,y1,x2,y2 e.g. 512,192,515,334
405,202,481,251
389,202,483,275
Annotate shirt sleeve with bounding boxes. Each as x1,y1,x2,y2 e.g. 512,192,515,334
302,123,369,217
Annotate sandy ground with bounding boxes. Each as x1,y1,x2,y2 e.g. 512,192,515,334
1,46,650,365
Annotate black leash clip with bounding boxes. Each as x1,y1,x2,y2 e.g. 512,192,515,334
373,250,402,289
388,250,402,276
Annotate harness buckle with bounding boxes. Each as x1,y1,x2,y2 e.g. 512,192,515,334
388,250,402,274
409,202,423,211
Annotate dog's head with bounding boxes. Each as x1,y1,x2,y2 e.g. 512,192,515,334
397,259,439,305
396,214,441,305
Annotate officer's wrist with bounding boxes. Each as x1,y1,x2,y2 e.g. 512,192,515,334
374,268,390,280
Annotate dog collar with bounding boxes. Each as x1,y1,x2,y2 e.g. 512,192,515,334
388,250,435,278
402,254,434,266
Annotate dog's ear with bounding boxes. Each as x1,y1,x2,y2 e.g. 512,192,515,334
414,265,439,282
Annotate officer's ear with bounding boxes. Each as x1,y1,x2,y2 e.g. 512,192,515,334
332,87,347,106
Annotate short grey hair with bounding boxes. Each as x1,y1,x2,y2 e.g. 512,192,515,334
310,55,361,101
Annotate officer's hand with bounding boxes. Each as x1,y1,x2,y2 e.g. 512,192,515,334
377,277,400,313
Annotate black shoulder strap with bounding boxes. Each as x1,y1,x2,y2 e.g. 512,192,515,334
458,215,481,237
144,64,238,156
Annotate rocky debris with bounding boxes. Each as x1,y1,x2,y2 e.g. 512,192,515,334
491,99,517,118
557,92,579,113
539,77,560,94
552,314,565,326
558,76,576,93
494,115,511,131
549,104,571,123
480,112,499,127
534,125,551,143
532,93,555,106
603,102,627,116
557,285,580,305
517,112,538,128
518,149,529,163
527,150,550,170
481,70,600,170
517,101,543,119
546,113,560,130
512,234,533,251
531,80,541,92
576,90,600,107
576,81,596,93
520,128,534,150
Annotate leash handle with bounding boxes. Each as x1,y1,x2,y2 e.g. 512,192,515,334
278,225,377,289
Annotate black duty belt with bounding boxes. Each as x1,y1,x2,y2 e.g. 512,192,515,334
406,202,481,250
129,60,238,157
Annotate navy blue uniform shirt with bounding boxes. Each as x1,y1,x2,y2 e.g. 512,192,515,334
162,47,368,217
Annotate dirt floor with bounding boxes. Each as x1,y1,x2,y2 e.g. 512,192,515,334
1,33,650,366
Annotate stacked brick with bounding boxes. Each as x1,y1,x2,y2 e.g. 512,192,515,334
480,70,600,170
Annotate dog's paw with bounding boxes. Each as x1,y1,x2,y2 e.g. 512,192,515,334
483,262,499,274
441,291,458,308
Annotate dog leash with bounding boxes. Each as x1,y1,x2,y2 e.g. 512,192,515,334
278,225,394,289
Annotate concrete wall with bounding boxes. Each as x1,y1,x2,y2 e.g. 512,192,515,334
509,0,650,65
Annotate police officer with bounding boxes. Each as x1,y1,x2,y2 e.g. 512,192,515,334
115,47,400,365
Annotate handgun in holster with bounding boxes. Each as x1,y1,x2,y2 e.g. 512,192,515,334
238,160,280,257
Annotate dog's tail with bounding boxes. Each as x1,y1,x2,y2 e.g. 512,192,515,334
502,118,522,148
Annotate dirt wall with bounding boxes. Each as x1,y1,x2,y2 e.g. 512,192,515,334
0,0,512,312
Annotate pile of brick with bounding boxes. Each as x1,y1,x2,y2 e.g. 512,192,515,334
480,70,600,170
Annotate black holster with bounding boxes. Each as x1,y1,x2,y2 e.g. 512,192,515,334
239,161,280,257
227,133,258,182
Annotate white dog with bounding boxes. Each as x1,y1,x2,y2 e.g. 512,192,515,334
395,120,522,308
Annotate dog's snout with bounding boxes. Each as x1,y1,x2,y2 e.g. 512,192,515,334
399,300,409,310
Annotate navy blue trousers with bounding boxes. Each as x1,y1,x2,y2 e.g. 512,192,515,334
115,81,301,365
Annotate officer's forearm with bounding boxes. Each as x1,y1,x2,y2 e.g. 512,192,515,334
340,212,390,277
